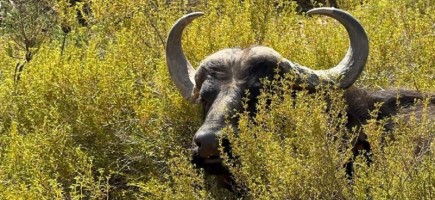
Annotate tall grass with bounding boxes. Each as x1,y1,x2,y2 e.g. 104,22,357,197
0,0,433,199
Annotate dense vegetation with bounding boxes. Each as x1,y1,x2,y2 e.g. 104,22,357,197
0,0,433,199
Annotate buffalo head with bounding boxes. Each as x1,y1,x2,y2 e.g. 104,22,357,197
165,7,368,181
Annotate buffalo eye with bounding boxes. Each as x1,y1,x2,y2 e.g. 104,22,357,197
199,96,213,119
199,80,219,110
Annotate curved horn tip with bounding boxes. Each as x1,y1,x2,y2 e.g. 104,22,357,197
170,12,204,28
182,12,204,19
306,7,340,16
190,11,205,15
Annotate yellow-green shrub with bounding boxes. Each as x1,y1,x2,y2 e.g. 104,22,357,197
0,0,433,199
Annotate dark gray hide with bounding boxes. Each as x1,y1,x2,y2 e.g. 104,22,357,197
165,7,435,191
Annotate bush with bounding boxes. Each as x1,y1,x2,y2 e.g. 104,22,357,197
0,0,433,198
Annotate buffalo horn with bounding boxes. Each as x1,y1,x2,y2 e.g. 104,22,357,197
166,12,204,101
304,7,369,89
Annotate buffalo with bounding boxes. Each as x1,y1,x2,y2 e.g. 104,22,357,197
165,7,434,192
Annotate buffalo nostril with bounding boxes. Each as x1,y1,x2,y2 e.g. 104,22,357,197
193,129,220,158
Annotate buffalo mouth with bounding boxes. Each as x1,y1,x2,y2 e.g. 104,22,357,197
203,155,222,164
191,153,230,175
191,153,243,194
191,138,235,175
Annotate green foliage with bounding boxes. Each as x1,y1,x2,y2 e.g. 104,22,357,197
0,0,433,199
223,78,351,199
